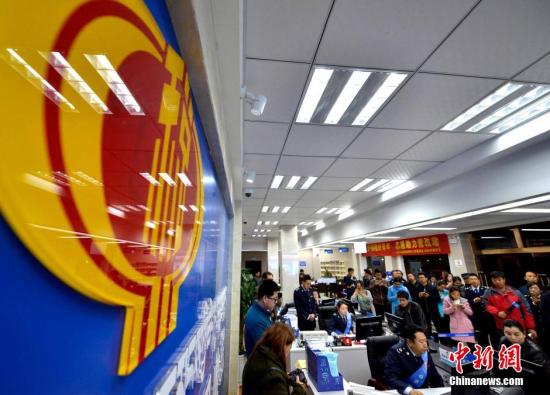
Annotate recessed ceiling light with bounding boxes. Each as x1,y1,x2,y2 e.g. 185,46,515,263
296,67,334,123
315,221,325,230
107,206,126,218
260,229,265,233
411,227,457,231
189,205,199,212
325,71,371,124
316,207,328,214
488,94,550,134
381,181,417,202
272,206,280,213
272,221,279,225
301,229,309,236
262,206,269,213
265,221,271,225
350,178,373,192
300,176,318,190
521,228,550,232
336,206,350,215
338,209,354,221
326,208,338,214
365,179,389,192
254,229,258,232
377,179,406,193
270,175,284,189
267,229,271,232
257,221,262,225
502,208,550,213
467,85,550,132
481,236,505,239
442,83,524,131
353,73,408,126
282,206,291,213
285,176,301,189
178,205,188,212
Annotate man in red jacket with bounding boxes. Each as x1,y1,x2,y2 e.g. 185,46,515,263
482,271,537,346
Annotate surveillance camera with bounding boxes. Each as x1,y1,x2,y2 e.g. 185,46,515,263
243,220,248,225
250,94,267,116
244,188,253,198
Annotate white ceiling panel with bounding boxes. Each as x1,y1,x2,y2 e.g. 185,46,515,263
370,73,502,130
244,154,279,175
515,53,550,84
283,124,361,157
276,156,335,176
245,0,331,62
316,0,477,70
243,198,264,208
370,160,439,180
265,189,305,203
299,190,343,203
244,121,289,154
247,174,274,189
330,191,376,206
284,207,317,217
399,132,494,162
245,59,309,122
324,158,388,177
310,177,363,191
342,128,429,159
422,0,550,78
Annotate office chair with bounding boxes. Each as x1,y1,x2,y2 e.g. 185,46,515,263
317,305,337,333
366,335,400,390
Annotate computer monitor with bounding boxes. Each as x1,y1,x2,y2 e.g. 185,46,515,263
355,315,384,340
320,298,336,306
386,313,404,336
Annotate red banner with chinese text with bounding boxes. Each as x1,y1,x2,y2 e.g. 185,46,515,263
363,234,450,256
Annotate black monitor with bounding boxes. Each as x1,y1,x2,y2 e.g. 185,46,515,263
317,305,337,332
386,313,404,336
355,315,383,340
320,298,336,306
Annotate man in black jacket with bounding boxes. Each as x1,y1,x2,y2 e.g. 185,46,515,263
396,291,428,334
384,326,444,395
293,275,317,331
462,273,494,347
415,272,441,338
405,272,421,302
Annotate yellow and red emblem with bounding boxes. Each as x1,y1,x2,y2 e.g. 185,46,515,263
0,0,203,374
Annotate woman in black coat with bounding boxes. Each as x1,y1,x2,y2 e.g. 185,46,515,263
242,323,306,395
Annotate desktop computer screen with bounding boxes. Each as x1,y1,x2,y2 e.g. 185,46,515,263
355,315,384,340
320,298,336,306
385,313,404,336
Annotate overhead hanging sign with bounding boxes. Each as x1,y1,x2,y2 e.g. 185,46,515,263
364,234,450,256
338,247,349,253
324,249,333,254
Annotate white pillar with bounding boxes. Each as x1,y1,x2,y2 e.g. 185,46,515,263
267,237,280,283
279,225,299,304
448,233,477,276
385,255,405,274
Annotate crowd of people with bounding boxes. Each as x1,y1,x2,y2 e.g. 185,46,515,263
242,268,550,395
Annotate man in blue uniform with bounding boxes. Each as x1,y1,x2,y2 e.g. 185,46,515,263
244,280,280,356
384,326,444,395
463,273,493,347
294,274,317,331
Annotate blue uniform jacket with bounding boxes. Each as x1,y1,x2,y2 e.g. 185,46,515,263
244,301,272,356
293,286,316,322
384,341,444,394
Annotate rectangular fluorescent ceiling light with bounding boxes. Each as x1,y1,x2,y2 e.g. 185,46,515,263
365,179,389,192
285,176,301,189
254,229,258,232
350,178,373,191
262,206,269,213
178,205,188,212
300,176,318,190
281,206,291,213
353,73,408,126
299,222,306,225
316,207,328,214
338,209,354,221
411,227,457,231
315,221,326,230
265,221,270,225
270,175,284,189
336,206,350,214
467,85,550,132
301,229,309,236
481,236,505,239
325,71,371,124
488,94,550,134
377,179,406,193
326,208,338,214
257,221,262,225
522,228,550,232
272,206,280,213
296,67,334,123
502,208,550,213
442,83,523,131
272,221,279,225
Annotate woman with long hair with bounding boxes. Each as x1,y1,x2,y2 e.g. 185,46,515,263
351,281,376,316
242,323,306,395
443,286,475,344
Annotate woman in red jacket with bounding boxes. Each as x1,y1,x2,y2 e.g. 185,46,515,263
482,271,537,340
